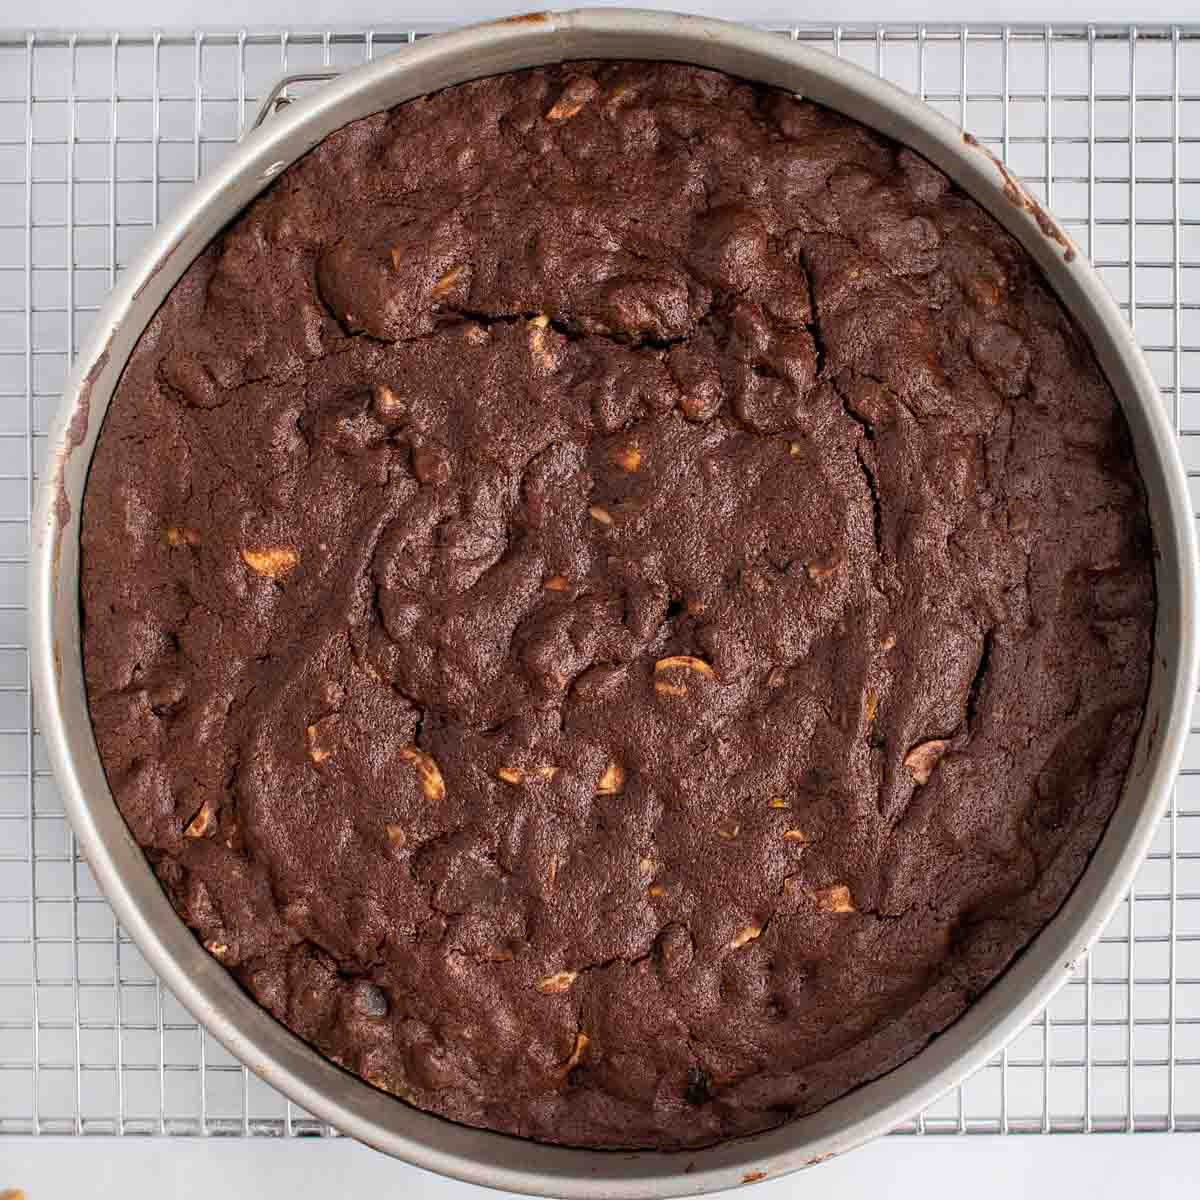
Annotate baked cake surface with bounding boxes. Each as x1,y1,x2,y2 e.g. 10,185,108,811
80,62,1155,1149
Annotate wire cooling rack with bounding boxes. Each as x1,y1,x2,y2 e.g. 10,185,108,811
0,19,1198,1141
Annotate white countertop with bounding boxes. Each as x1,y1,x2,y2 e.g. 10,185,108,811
4,1129,1200,1198
21,0,1200,29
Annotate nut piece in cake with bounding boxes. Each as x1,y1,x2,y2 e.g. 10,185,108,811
165,526,200,547
240,546,298,579
372,383,406,423
654,655,716,697
399,747,445,801
806,558,840,581
184,801,214,839
559,1031,590,1074
596,762,626,794
814,884,856,914
546,77,599,122
306,719,338,766
497,765,558,786
528,313,559,372
537,970,579,994
904,739,949,785
730,925,763,949
430,263,468,299
611,442,642,472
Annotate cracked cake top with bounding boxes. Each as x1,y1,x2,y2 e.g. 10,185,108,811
80,61,1154,1149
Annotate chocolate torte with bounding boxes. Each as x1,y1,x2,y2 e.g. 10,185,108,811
79,62,1155,1149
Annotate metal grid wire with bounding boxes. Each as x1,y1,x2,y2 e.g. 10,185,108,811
0,19,1198,1139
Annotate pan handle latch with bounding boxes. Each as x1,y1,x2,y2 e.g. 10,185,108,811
248,69,342,134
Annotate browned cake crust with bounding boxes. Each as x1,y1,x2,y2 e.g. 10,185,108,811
80,62,1154,1149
